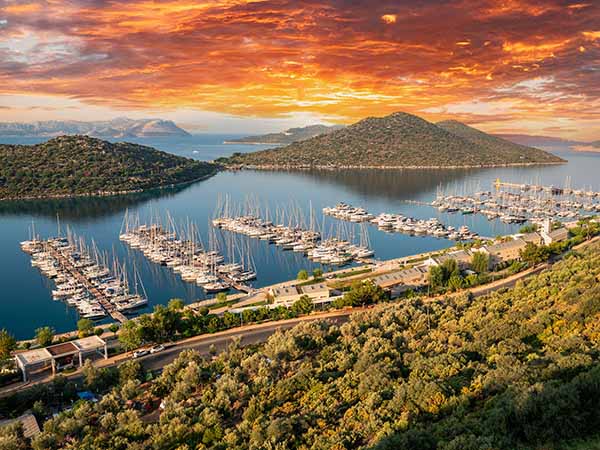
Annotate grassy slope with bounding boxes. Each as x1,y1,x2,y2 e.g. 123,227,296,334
0,135,217,199
223,112,564,168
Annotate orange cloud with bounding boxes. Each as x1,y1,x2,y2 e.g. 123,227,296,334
0,0,597,139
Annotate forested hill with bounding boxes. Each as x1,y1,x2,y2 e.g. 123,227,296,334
220,112,565,168
0,135,217,200
9,240,600,449
436,120,564,163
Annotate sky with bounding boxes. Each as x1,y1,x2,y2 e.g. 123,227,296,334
0,0,598,139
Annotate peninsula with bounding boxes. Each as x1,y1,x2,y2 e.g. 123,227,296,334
219,112,565,169
0,135,217,200
224,124,344,145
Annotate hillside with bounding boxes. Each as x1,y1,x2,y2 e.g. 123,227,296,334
221,112,565,168
0,118,190,138
436,120,564,163
0,135,217,200
494,133,585,151
224,124,344,144
5,241,600,449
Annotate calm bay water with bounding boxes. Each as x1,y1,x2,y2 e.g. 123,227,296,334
1,134,599,339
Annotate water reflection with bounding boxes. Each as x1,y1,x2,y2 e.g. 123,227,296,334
0,184,197,220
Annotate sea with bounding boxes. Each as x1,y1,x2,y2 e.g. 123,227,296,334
1,134,599,339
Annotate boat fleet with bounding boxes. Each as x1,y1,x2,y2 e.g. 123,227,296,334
21,234,147,320
323,203,478,241
212,214,375,264
432,188,600,224
119,214,256,293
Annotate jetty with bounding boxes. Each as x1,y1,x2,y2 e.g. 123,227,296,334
21,233,146,324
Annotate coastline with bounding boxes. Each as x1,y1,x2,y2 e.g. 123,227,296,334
225,160,567,171
0,169,219,203
223,140,284,145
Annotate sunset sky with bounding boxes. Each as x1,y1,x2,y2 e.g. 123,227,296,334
0,0,598,139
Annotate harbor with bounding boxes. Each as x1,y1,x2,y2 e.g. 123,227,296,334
3,148,600,340
323,202,478,240
120,213,256,294
20,231,147,323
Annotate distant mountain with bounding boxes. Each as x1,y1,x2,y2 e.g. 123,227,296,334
0,135,216,200
0,118,190,138
220,112,564,169
493,133,586,151
224,124,344,145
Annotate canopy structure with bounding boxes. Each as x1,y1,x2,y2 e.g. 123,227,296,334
15,335,107,382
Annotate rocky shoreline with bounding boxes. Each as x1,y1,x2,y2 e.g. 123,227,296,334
226,161,567,171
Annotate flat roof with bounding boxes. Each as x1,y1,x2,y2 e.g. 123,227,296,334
46,342,79,357
300,283,328,294
271,286,300,297
14,348,52,366
73,335,106,352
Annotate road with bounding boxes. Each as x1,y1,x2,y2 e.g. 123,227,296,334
1,309,358,397
4,235,598,397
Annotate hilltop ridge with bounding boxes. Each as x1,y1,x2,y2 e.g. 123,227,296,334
0,135,217,200
220,112,565,169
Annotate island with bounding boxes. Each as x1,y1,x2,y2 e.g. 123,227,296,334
224,124,343,145
218,112,565,169
0,118,190,139
0,135,218,200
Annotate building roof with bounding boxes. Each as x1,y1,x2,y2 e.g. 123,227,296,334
46,342,79,357
299,283,329,294
14,348,52,366
372,267,426,289
435,250,472,265
521,232,543,243
73,335,106,352
0,414,41,439
485,238,527,254
271,286,300,297
548,227,569,241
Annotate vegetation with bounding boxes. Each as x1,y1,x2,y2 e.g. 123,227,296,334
0,135,218,200
0,329,16,360
34,327,54,348
226,124,343,144
297,269,309,280
220,112,564,169
3,241,600,449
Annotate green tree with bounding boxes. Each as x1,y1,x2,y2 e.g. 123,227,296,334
0,328,17,360
471,251,489,274
291,295,314,315
119,360,144,385
216,292,228,303
312,268,323,279
77,318,95,338
119,320,142,352
297,269,309,280
35,326,54,348
108,323,120,337
342,280,387,306
168,298,185,311
428,265,445,291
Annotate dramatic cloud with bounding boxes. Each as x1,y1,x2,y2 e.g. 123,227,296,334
0,0,598,138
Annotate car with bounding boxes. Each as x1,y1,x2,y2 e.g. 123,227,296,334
132,349,149,358
150,344,165,354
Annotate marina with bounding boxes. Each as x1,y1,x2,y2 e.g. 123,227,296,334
120,213,256,294
20,231,147,323
212,207,375,266
432,178,600,225
1,138,599,340
323,202,478,240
